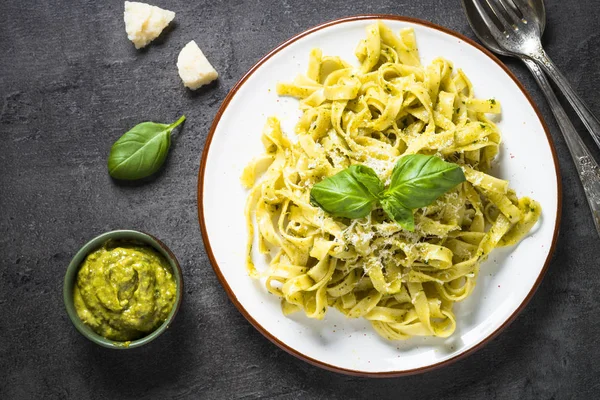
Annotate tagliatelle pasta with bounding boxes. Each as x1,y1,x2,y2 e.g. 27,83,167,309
241,21,541,340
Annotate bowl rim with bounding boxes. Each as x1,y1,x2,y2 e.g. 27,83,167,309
63,229,184,349
196,14,562,376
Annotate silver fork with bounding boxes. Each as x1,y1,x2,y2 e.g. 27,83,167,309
467,0,600,151
462,0,600,237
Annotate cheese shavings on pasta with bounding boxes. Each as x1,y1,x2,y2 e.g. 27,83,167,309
241,22,541,340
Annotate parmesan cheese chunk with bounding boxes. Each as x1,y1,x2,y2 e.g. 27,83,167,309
124,1,175,49
177,40,218,90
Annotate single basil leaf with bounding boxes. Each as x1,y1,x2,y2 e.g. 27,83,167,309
385,154,465,209
310,165,382,219
381,195,414,231
108,115,186,180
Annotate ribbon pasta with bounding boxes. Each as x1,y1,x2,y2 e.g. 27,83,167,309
241,22,541,340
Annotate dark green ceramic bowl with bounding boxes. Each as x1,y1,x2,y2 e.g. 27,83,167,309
63,230,183,349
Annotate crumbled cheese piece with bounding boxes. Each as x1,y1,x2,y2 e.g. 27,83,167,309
328,150,346,167
124,2,175,49
177,41,219,90
440,137,454,150
471,174,483,186
362,157,393,180
302,178,314,188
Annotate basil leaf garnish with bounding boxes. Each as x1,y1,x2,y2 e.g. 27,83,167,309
108,115,186,180
384,154,466,209
381,196,414,231
310,165,383,219
309,154,465,231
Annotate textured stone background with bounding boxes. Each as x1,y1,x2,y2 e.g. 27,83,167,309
1,0,599,399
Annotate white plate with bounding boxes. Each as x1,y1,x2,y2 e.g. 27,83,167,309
198,16,561,376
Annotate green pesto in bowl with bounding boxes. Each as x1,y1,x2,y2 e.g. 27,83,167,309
74,242,177,341
64,230,183,349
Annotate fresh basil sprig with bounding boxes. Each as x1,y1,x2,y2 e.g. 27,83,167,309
108,115,186,180
309,154,466,231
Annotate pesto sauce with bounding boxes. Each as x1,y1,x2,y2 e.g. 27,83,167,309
74,243,177,341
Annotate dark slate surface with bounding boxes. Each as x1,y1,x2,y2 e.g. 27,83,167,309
1,0,599,398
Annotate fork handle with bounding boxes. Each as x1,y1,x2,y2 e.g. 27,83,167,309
529,50,600,151
523,58,600,237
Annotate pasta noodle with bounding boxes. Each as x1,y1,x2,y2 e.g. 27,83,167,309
241,22,541,340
